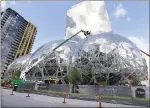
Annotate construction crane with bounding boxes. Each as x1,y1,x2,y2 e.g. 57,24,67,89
140,50,150,57
20,30,91,80
53,30,91,51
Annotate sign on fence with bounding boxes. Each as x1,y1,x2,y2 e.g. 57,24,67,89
131,86,149,99
135,88,146,98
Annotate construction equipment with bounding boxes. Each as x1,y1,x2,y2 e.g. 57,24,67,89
140,50,150,57
21,30,91,80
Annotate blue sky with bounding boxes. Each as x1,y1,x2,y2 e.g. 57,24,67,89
2,1,149,53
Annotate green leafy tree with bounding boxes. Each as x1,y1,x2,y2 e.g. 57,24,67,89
131,76,140,86
68,67,82,85
82,74,90,84
11,70,21,80
101,81,107,86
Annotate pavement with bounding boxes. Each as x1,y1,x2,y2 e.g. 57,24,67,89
1,89,145,108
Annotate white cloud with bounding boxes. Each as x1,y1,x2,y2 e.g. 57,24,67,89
1,1,6,10
114,3,127,18
128,36,149,53
9,1,16,5
1,1,16,10
27,1,32,3
128,36,149,80
127,17,131,22
66,1,112,41
114,3,132,22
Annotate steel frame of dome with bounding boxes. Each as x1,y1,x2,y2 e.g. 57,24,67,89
4,54,32,80
5,32,148,85
24,40,76,83
25,33,147,85
71,33,147,85
20,30,90,82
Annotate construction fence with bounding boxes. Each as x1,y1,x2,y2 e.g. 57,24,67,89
17,83,150,107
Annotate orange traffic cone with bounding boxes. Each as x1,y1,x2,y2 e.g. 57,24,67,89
62,92,67,104
10,86,14,95
26,88,30,97
98,94,102,108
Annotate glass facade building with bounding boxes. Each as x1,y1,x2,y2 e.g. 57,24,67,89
1,8,37,76
6,33,147,85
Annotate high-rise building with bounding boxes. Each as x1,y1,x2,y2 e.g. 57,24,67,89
1,8,37,76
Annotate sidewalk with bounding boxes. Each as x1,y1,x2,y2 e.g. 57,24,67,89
2,89,143,107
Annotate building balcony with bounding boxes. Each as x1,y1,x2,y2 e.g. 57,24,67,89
11,45,18,50
13,40,20,44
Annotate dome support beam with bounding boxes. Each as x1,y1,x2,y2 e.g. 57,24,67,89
23,30,91,80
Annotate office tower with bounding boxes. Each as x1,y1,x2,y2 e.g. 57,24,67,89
1,8,37,76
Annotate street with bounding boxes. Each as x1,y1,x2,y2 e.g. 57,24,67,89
1,89,143,107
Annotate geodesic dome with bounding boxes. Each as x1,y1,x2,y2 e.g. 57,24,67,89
4,54,32,79
24,40,77,82
19,33,148,85
72,33,148,85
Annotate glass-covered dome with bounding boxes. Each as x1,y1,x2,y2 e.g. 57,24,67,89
24,40,77,81
19,33,147,85
26,40,77,67
72,32,148,85
4,54,32,80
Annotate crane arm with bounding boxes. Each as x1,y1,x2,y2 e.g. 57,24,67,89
140,50,150,57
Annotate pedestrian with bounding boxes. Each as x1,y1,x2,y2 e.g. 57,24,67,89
75,84,79,93
72,84,75,93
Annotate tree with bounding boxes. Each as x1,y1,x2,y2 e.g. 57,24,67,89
11,70,21,80
131,76,140,86
68,67,82,85
82,74,91,84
